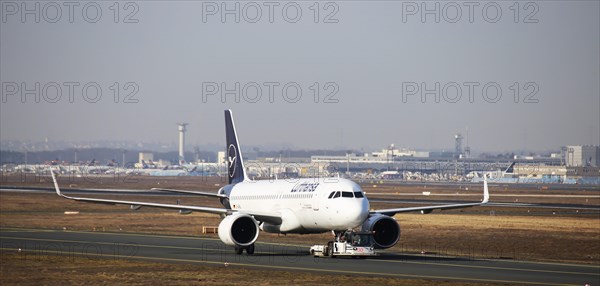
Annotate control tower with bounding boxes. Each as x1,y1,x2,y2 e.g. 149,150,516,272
177,123,188,163
454,133,464,159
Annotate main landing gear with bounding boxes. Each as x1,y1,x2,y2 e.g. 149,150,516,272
234,243,255,255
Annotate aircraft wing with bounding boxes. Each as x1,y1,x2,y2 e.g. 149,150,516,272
371,179,490,216
51,171,282,224
150,188,227,198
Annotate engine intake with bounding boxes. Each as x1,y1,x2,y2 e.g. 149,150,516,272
361,214,400,249
218,213,259,246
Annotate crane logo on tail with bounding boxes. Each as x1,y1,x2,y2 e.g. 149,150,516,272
228,144,237,178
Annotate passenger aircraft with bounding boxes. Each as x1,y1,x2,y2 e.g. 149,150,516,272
51,110,489,255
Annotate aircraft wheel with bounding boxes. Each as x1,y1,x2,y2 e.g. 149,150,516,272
246,244,255,255
327,242,335,258
235,246,243,255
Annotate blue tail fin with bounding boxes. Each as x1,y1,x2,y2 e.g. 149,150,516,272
505,162,515,173
225,110,248,184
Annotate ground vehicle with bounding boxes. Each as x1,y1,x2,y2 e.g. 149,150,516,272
310,230,377,258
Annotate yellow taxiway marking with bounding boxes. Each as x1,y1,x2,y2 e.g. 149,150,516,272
2,226,599,273
369,257,599,276
22,227,600,269
380,249,600,269
0,247,583,286
2,235,598,278
0,236,277,255
0,229,40,233
0,227,310,248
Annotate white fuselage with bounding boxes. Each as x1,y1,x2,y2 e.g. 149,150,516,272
224,178,370,234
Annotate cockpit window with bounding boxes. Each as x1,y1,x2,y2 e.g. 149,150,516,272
329,191,363,199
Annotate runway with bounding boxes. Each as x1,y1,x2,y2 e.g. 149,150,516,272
1,227,598,285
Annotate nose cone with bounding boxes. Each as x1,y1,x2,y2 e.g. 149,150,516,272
358,198,370,224
334,179,370,229
344,198,370,228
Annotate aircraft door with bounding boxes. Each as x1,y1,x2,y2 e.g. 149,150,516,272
312,189,320,211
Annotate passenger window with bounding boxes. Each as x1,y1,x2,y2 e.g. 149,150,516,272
342,192,353,198
354,192,364,198
333,191,340,198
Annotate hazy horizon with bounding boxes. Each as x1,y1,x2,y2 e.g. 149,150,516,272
2,1,598,153
0,136,580,156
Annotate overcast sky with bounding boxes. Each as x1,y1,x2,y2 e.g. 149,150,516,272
1,1,598,153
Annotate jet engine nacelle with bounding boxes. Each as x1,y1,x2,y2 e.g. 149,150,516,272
218,213,259,247
360,214,400,249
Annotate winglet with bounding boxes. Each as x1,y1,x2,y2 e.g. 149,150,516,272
482,175,490,203
50,169,63,197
